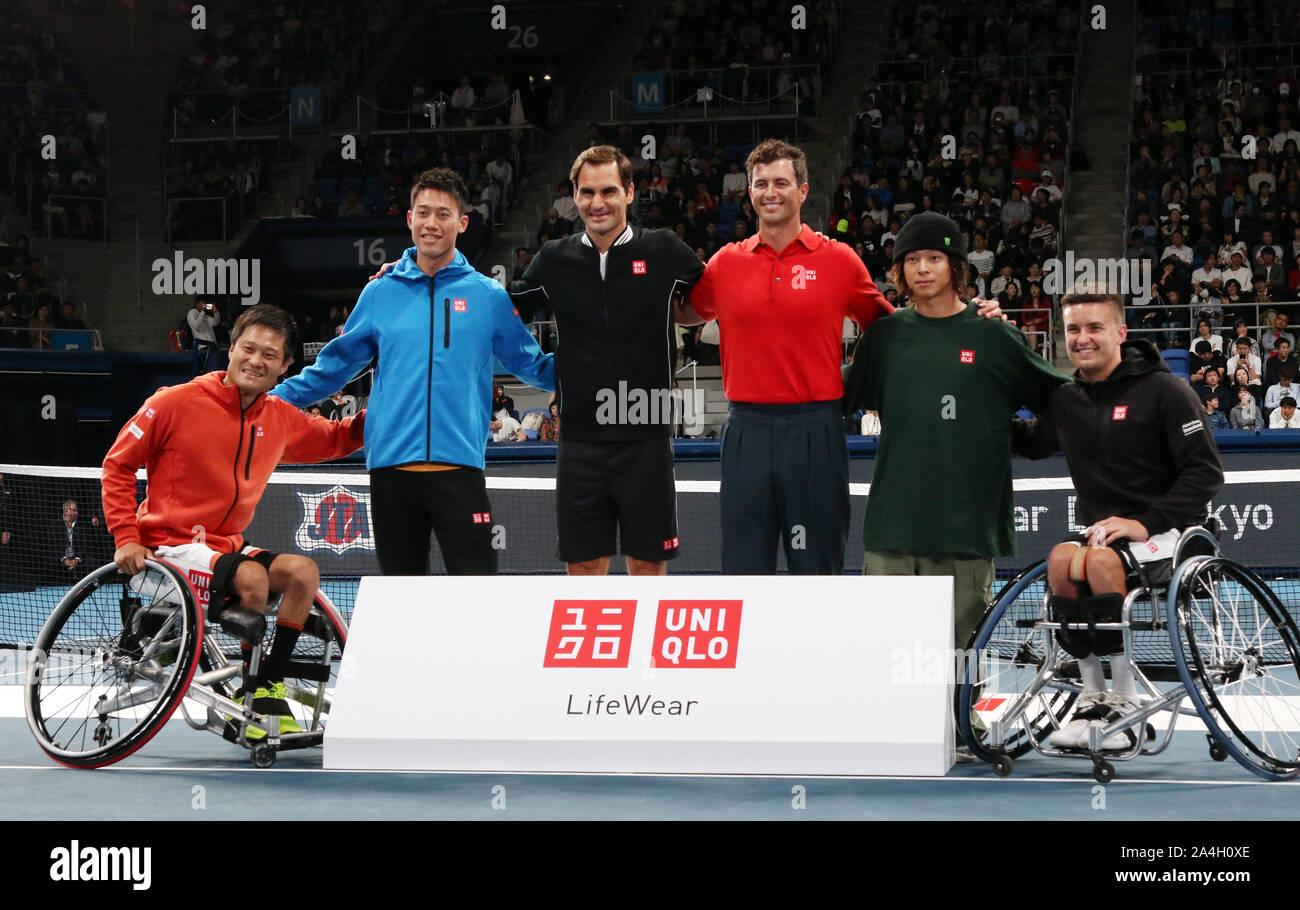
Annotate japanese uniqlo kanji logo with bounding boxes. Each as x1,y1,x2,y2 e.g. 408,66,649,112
959,349,975,364
632,260,646,274
1113,406,1128,420
453,299,467,312
255,426,264,437
651,600,742,669
471,511,491,524
543,600,636,668
1146,539,1160,553
662,536,679,551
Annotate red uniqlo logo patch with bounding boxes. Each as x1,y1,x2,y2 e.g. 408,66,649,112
632,260,646,274
471,512,491,524
662,536,679,551
187,570,211,610
959,349,975,364
453,299,467,312
1146,540,1160,553
1113,406,1128,420
651,600,742,669
511,307,518,317
543,600,636,667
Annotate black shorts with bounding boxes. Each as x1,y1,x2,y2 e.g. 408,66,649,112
369,466,497,575
556,437,678,564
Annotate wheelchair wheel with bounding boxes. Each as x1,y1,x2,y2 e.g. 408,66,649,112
1168,557,1300,781
280,591,348,732
201,589,347,735
25,561,203,768
957,561,1078,762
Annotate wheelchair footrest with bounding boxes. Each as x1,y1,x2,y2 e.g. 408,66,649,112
275,730,325,751
282,660,331,682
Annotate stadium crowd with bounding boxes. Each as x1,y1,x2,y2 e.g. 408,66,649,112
0,5,107,241
1128,0,1300,429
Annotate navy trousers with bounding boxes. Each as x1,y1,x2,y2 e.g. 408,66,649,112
719,400,849,574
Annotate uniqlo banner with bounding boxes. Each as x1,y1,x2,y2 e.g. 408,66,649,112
325,576,955,775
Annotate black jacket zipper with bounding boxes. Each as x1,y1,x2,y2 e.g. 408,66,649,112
444,296,451,349
245,425,256,481
218,409,247,530
425,280,436,462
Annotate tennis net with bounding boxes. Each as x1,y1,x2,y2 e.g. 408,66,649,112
1,461,1298,655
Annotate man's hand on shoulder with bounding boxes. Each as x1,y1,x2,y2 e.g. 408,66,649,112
114,542,152,576
1086,517,1149,546
973,297,1008,321
369,259,400,282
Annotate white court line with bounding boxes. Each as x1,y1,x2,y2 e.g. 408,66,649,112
0,762,1294,786
4,464,1299,494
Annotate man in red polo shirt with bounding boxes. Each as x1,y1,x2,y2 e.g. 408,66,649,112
683,139,892,573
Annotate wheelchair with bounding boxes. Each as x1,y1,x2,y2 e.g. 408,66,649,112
24,557,347,769
957,527,1300,782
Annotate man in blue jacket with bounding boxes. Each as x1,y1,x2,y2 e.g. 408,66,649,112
273,168,554,574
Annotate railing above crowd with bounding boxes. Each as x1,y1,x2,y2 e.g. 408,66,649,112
608,64,820,123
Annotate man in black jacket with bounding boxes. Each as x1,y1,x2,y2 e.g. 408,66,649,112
1014,287,1224,752
50,498,109,582
511,146,705,576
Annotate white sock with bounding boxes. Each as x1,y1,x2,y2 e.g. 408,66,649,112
1079,654,1106,693
1110,651,1137,700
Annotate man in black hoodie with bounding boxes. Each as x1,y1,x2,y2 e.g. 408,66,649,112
1014,287,1224,752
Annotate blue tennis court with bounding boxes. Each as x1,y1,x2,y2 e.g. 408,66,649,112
2,715,1297,821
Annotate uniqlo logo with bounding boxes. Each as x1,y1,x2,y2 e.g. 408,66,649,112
651,600,742,669
543,600,636,668
1113,406,1128,420
471,511,491,524
255,426,264,437
512,307,518,317
144,407,155,419
187,570,211,610
959,349,975,364
632,260,646,274
662,536,679,551
1146,539,1160,553
453,299,467,312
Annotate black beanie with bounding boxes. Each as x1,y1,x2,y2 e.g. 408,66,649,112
891,212,968,263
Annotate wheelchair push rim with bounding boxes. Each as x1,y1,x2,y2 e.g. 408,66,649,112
957,560,1078,763
25,560,204,769
1168,557,1300,781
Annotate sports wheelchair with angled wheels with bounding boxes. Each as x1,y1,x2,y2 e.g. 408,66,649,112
24,557,347,769
956,526,1300,782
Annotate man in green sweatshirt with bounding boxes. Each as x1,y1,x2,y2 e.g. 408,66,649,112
844,213,1069,656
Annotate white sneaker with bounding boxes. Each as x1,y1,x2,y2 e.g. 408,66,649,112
1092,692,1142,752
1048,689,1107,749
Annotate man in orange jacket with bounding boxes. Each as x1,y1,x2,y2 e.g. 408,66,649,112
102,304,365,737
